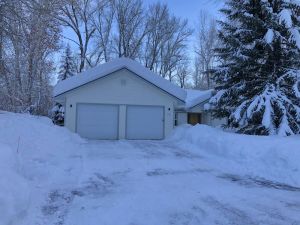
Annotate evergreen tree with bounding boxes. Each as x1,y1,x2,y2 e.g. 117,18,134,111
210,0,300,136
51,103,64,126
53,44,76,125
58,44,77,82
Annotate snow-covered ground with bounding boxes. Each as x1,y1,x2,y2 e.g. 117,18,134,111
1,112,300,225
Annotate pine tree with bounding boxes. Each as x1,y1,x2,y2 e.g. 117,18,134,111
210,0,300,136
51,103,65,126
58,44,77,82
53,44,76,125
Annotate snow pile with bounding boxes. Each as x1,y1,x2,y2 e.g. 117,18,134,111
0,112,85,225
0,112,84,186
170,125,300,186
0,143,29,225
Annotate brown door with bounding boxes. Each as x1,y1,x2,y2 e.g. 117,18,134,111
188,113,202,125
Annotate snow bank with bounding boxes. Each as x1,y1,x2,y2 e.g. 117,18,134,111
0,143,30,225
0,111,83,148
0,112,85,224
170,125,300,186
0,112,85,186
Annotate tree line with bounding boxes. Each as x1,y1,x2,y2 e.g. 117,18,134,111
5,0,297,137
0,0,218,116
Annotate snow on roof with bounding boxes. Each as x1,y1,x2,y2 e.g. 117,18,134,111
185,89,213,109
53,58,186,101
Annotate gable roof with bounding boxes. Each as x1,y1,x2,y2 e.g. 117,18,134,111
53,58,186,101
185,89,213,109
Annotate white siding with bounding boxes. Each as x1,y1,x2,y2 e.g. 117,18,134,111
59,69,183,139
176,112,187,126
201,112,211,125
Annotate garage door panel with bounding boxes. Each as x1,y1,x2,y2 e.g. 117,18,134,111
126,105,164,140
76,104,119,139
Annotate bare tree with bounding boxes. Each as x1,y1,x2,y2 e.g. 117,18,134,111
194,10,218,89
59,0,96,72
193,56,202,88
175,60,191,88
144,3,192,82
112,0,149,59
91,0,114,64
58,0,192,87
0,0,61,115
160,17,192,82
143,3,169,70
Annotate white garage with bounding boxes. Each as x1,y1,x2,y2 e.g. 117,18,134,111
53,58,226,140
53,58,186,140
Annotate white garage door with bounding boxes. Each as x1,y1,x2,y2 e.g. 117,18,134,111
76,104,119,139
126,105,164,140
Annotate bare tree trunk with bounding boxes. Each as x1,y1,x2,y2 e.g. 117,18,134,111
59,0,96,72
194,10,218,90
91,0,114,64
113,0,149,59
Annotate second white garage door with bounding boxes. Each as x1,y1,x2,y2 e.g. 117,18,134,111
126,105,164,140
76,104,119,139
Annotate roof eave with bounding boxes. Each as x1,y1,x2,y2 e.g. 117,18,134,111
186,99,210,111
53,66,186,102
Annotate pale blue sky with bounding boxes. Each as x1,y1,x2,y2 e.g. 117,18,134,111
143,0,223,25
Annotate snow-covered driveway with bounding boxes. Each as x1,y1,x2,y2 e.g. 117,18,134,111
40,140,300,225
1,113,300,225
